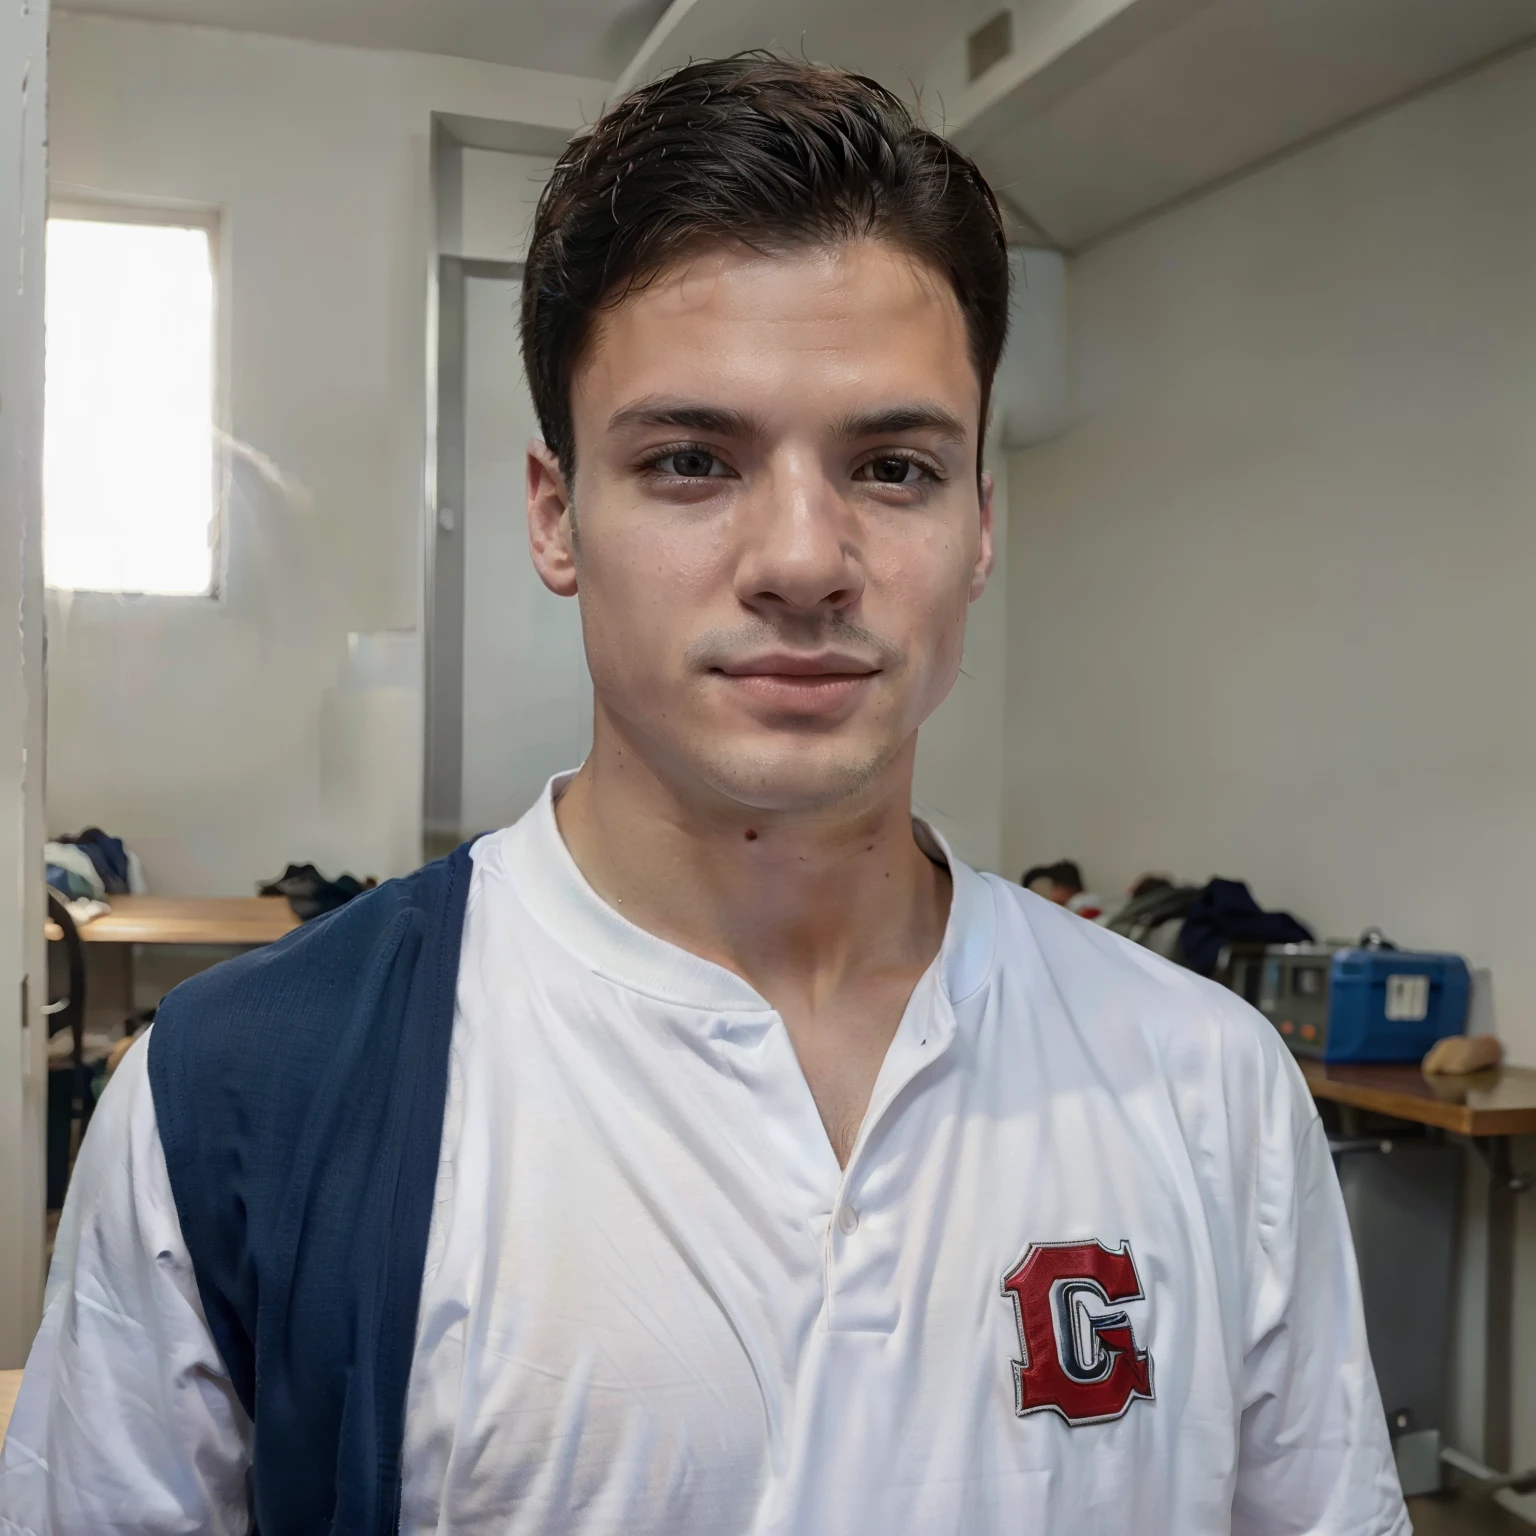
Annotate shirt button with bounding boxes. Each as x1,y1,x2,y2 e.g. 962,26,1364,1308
837,1204,860,1236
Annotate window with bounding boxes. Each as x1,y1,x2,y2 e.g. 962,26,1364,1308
44,209,220,595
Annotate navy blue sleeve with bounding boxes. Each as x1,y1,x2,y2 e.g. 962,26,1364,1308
148,844,473,1536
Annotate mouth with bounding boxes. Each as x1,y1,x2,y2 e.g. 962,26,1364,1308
710,652,881,714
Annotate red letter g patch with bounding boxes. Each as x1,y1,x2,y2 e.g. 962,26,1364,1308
1001,1239,1154,1426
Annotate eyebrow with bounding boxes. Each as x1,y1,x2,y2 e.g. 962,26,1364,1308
831,402,970,445
605,397,970,447
606,399,766,440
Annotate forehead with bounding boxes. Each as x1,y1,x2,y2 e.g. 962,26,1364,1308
572,240,980,431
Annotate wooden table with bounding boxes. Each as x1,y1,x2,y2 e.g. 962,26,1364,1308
46,895,300,947
1301,1058,1536,1139
1301,1058,1536,1476
45,896,302,1059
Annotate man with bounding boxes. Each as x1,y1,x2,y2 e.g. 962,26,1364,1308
0,55,1406,1536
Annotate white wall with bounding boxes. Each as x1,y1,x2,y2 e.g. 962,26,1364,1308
1007,42,1536,1065
459,271,592,832
911,248,1065,874
1004,40,1536,1504
44,13,607,893
912,455,1010,873
0,0,51,1366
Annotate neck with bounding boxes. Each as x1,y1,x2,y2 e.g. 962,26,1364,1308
554,711,951,1008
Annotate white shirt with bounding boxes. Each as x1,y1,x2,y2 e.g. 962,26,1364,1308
1,780,1408,1535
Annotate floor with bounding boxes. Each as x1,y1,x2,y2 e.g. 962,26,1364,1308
1410,1495,1535,1533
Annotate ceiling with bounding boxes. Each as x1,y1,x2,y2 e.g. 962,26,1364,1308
623,0,1536,247
62,0,1536,247
56,0,672,81
954,0,1536,247
616,0,1011,112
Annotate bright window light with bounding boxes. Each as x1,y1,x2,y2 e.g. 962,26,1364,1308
44,215,218,595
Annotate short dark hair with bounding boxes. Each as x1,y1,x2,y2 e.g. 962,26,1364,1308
521,53,1011,480
1022,860,1084,893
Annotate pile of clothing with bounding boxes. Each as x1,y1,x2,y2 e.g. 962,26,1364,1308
45,827,147,924
259,863,377,922
1022,859,1312,974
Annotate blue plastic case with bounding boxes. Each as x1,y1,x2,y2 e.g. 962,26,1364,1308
1324,949,1470,1063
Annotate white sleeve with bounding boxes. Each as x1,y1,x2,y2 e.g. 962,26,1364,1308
0,1033,252,1536
1232,1109,1410,1536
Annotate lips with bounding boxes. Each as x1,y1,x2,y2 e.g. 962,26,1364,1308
710,653,880,715
716,651,878,679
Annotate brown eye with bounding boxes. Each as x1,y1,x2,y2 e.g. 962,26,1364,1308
869,456,915,484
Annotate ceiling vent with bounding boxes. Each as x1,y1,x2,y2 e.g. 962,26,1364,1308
967,10,1014,83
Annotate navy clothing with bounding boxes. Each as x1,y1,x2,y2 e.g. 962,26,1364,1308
1178,877,1313,975
59,828,132,894
147,843,475,1536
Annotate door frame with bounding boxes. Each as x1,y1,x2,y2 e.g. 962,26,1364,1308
0,0,52,1365
424,255,521,855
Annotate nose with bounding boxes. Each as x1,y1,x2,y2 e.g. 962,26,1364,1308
732,449,864,619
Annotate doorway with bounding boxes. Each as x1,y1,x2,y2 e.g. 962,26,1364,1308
426,258,592,854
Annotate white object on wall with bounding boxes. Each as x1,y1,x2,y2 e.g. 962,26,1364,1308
320,694,422,883
992,247,1068,451
319,630,423,881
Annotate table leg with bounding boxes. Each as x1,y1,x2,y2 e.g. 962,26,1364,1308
1482,1135,1514,1473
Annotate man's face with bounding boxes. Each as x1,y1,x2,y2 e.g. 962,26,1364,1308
528,239,993,813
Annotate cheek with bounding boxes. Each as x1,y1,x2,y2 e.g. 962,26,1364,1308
871,536,978,725
575,518,725,681
877,526,977,658
923,588,974,703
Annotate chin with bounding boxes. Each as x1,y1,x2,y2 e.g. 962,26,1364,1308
687,734,899,813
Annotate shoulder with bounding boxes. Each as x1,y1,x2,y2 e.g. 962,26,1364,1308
167,851,464,1016
985,871,1233,1012
148,845,476,1148
983,874,1316,1146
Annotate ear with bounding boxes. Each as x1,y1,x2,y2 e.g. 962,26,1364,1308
528,439,579,598
970,471,996,603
